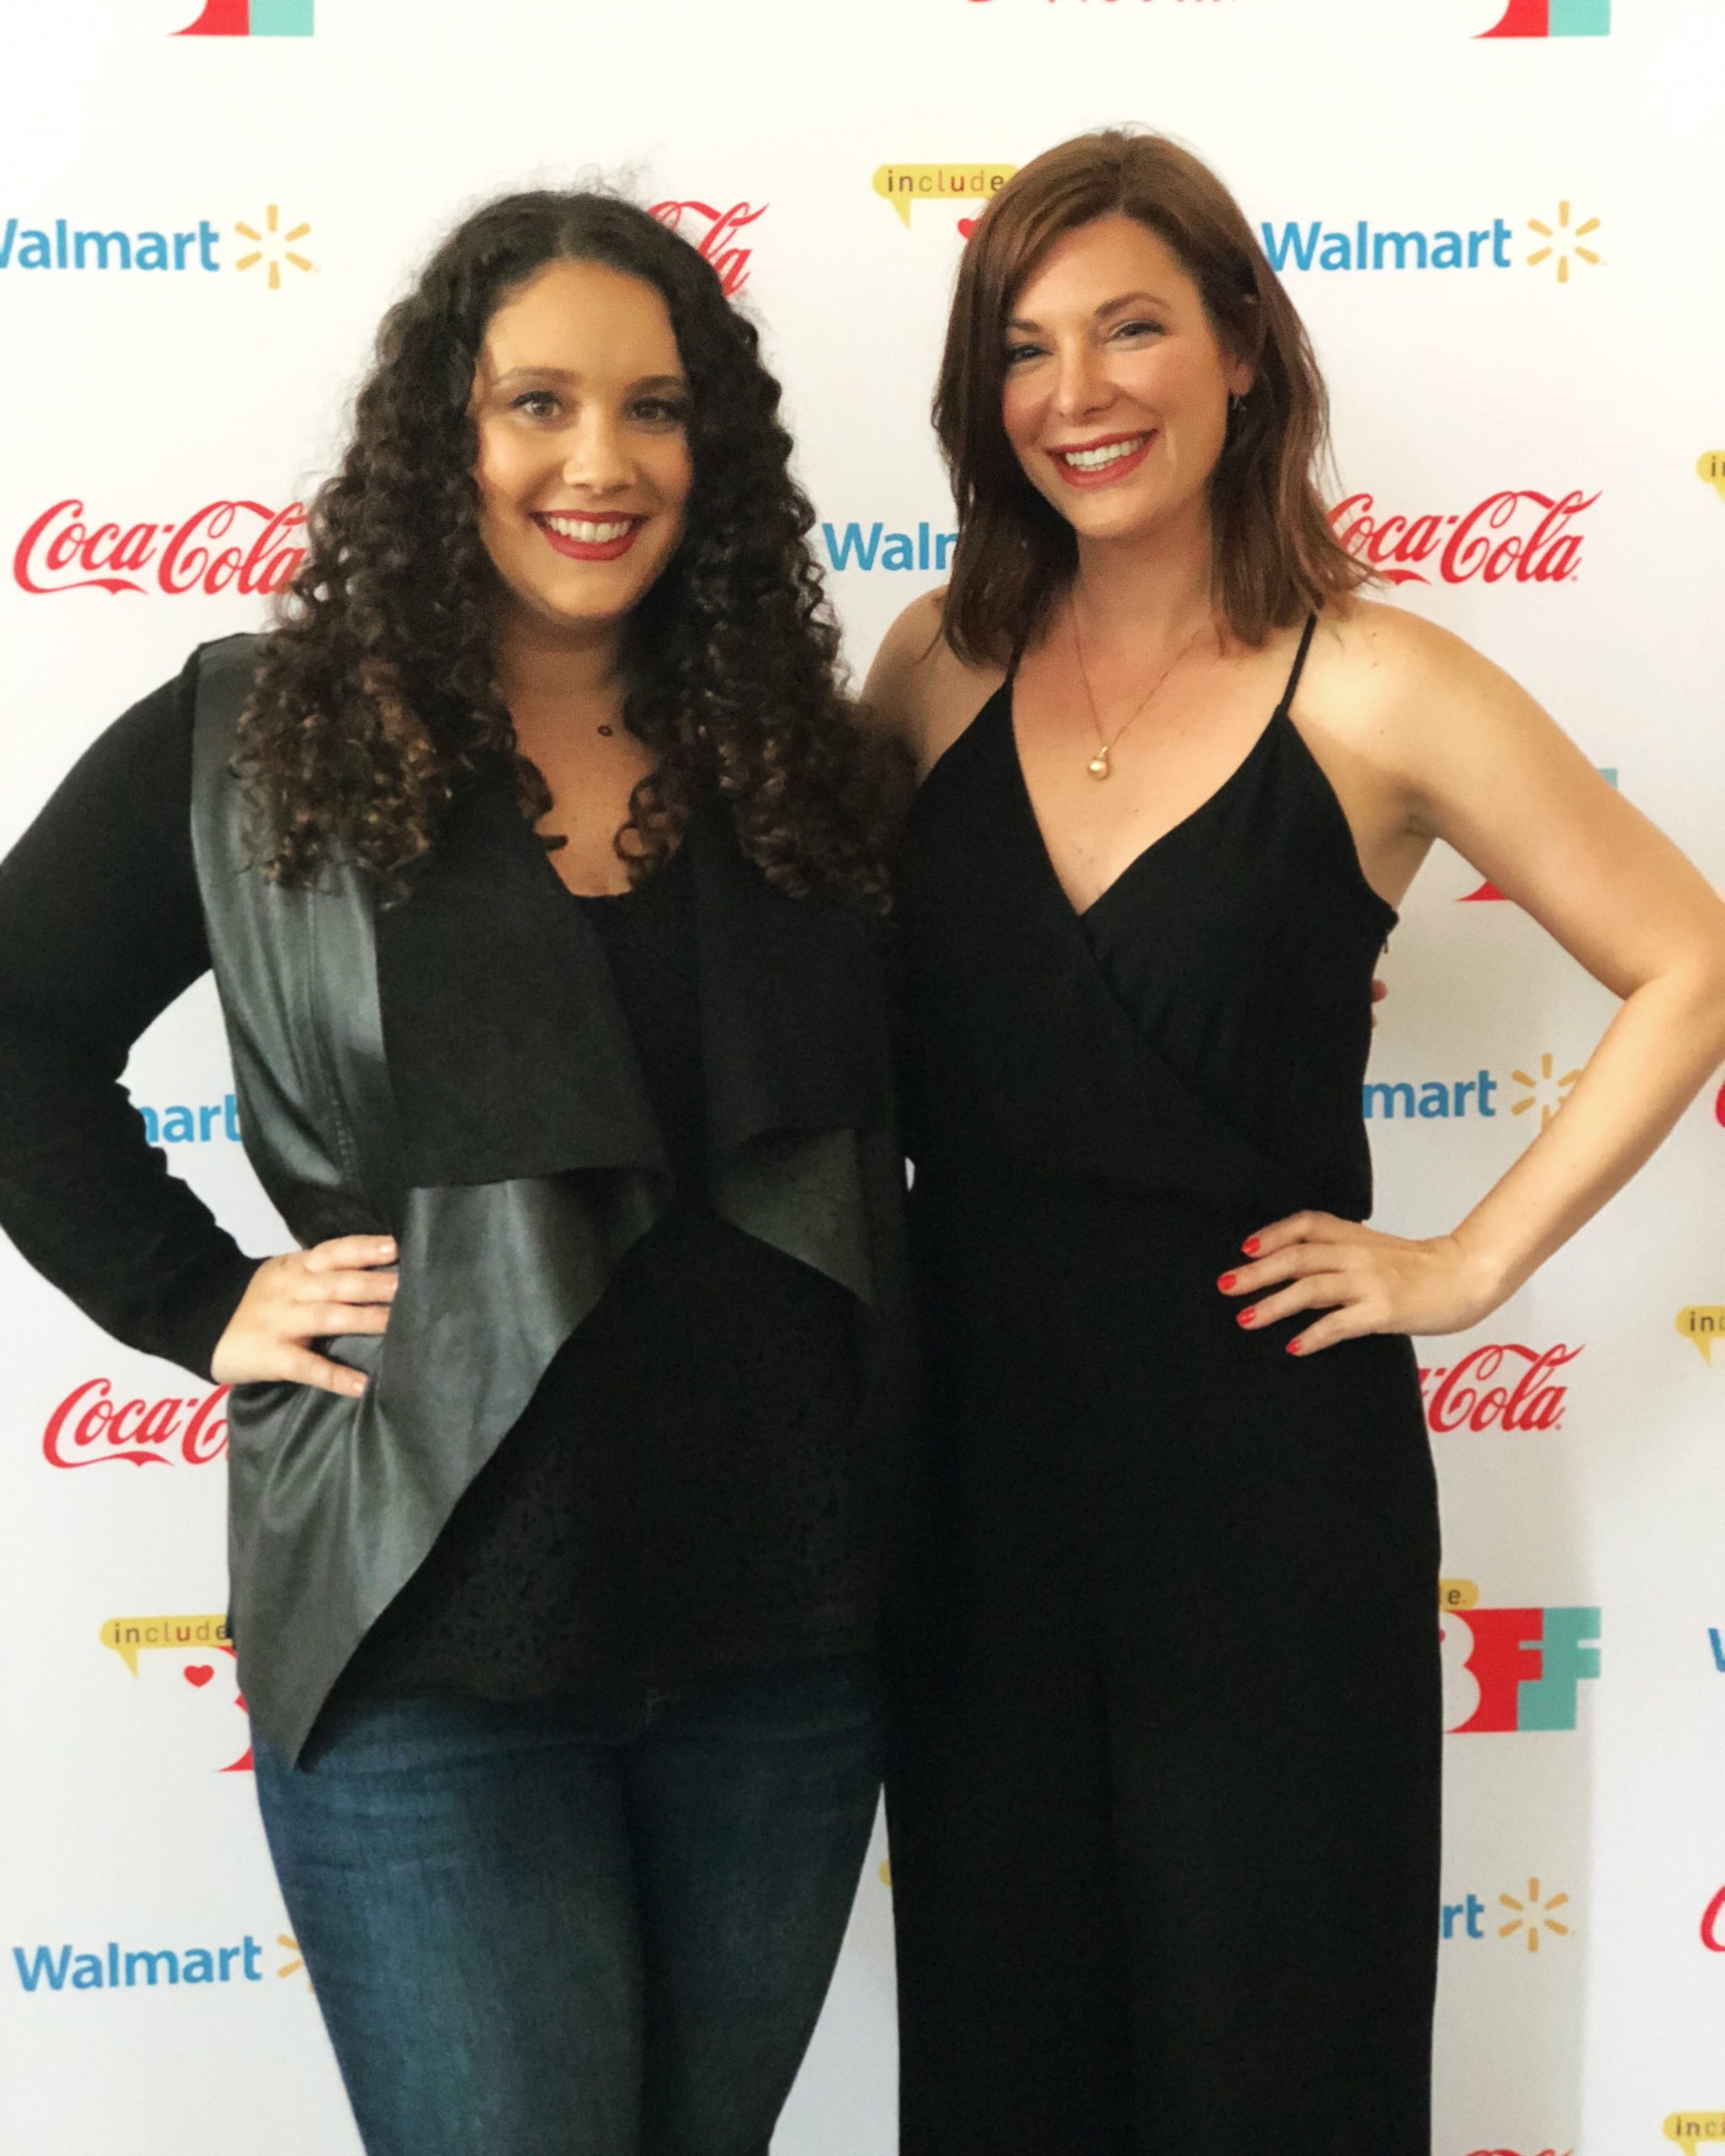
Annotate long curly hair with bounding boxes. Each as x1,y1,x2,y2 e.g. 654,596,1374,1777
240,189,895,910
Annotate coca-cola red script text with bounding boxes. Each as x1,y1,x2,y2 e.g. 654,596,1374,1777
1418,1344,1580,1434
648,200,766,298
14,499,307,598
1331,489,1595,587
44,1380,229,1469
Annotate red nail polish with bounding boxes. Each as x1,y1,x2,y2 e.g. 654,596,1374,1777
1237,1309,1257,1328
1242,1236,1262,1257
1286,1339,1304,1357
1218,1273,1238,1292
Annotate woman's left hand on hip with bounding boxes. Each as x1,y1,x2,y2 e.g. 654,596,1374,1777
1216,1213,1503,1358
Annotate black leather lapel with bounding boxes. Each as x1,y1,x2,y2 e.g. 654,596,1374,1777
685,804,894,1159
376,771,668,1189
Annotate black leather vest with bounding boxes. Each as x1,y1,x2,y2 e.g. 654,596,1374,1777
189,635,916,1763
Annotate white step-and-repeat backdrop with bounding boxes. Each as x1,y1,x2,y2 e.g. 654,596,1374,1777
2,3,1722,2152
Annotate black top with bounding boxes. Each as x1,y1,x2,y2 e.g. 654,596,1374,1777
0,667,874,1700
1075,613,1397,1221
899,615,1396,1225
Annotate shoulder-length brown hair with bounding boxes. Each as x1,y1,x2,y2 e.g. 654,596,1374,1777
936,129,1370,667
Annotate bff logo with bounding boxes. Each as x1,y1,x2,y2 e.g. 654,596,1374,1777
1438,1582,1601,1733
99,1616,252,1773
1478,0,1609,37
176,1,313,35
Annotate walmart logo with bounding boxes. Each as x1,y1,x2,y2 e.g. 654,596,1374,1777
1443,1879,1575,1951
13,1935,267,1993
178,1,313,34
1364,1053,1581,1132
1260,201,1602,280
0,204,312,286
136,1094,241,1147
821,520,957,575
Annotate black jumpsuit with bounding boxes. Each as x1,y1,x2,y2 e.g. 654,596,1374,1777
888,620,1442,2154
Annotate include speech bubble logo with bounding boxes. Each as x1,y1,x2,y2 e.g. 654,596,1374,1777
1439,1578,1480,1609
1698,451,1725,503
1675,1309,1725,1366
873,163,1017,228
100,1614,231,1676
1664,2116,1725,2144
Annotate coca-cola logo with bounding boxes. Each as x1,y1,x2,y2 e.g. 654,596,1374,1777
43,1380,229,1469
648,200,766,298
13,499,306,598
1418,1344,1580,1434
1703,1886,1725,1953
1330,488,1595,587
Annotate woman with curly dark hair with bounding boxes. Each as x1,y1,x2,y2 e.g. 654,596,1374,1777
0,191,916,2155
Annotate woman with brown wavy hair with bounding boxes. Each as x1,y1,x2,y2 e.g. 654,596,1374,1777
0,191,915,2155
867,131,1725,2151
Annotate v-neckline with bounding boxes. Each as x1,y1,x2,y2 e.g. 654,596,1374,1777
1001,681,1289,922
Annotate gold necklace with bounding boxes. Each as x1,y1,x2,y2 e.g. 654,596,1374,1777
1070,604,1210,781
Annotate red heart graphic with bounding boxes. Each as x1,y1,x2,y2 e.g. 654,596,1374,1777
958,218,977,240
183,1664,215,1689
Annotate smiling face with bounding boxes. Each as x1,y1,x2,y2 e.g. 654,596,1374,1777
1000,212,1253,550
471,257,694,646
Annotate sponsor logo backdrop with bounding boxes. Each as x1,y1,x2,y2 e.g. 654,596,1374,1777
1,2,1721,2150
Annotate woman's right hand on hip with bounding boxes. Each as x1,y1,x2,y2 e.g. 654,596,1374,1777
210,1235,398,1396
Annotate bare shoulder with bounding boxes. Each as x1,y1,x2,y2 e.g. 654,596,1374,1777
1302,594,1540,762
1312,593,1509,710
1304,593,1606,849
858,589,1007,778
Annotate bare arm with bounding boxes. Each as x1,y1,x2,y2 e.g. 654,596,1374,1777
858,589,1004,779
1223,611,1725,1354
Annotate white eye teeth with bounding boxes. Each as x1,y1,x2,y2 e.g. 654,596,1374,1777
1059,437,1147,472
543,515,635,541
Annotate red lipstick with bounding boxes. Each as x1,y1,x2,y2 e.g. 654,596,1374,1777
532,513,644,562
1047,431,1156,491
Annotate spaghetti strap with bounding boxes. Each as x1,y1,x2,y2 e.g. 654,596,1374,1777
1275,612,1319,716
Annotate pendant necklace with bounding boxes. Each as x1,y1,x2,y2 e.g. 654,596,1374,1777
1070,602,1210,782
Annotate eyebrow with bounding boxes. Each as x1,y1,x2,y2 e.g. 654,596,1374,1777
1005,291,1173,333
489,366,689,392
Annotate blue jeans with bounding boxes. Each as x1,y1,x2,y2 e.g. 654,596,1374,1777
252,1655,881,2156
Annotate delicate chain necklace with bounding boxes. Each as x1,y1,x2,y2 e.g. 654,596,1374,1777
1069,602,1210,782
